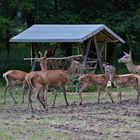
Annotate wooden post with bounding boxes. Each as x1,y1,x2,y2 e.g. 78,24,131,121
104,42,107,63
82,38,92,66
31,53,38,71
31,43,40,71
93,36,104,73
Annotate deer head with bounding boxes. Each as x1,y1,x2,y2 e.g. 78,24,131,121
102,63,112,77
118,51,132,64
107,65,116,80
37,51,47,62
37,51,48,71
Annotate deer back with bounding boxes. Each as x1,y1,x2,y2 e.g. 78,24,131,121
3,70,28,81
40,70,69,87
79,74,108,87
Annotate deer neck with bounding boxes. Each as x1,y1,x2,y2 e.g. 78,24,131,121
40,62,47,72
105,73,110,81
66,63,77,76
125,61,135,73
109,72,116,82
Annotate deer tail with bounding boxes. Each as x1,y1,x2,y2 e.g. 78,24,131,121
3,73,10,86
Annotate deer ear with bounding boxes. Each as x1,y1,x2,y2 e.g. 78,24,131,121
129,50,132,56
38,51,43,57
67,56,74,62
123,51,128,55
44,51,48,58
112,65,116,71
102,63,107,68
102,62,110,68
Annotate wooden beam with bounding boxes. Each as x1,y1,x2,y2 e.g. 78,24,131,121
93,36,104,73
24,54,82,61
46,55,82,60
82,38,92,66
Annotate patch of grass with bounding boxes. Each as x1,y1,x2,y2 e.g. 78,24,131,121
0,84,140,140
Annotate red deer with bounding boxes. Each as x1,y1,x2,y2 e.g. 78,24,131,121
3,70,28,104
25,51,48,110
28,59,84,112
107,65,140,103
78,64,114,105
118,51,140,74
2,51,47,105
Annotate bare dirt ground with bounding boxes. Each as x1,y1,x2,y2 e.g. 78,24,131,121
0,91,140,140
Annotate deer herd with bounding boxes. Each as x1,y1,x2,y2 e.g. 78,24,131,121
2,50,140,113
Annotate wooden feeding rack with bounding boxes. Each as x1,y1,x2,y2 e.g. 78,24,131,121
47,55,82,70
46,55,82,70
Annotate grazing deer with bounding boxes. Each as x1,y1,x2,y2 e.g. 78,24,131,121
3,70,28,104
107,65,140,103
78,64,114,105
28,59,84,112
118,51,140,74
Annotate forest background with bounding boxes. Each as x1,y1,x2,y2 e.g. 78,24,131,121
0,0,140,80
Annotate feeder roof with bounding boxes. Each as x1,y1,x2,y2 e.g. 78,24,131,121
10,24,125,43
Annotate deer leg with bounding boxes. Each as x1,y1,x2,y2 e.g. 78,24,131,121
134,87,140,104
106,87,114,103
78,85,87,105
39,88,45,107
3,85,9,104
28,88,34,113
117,88,122,103
9,86,17,104
107,92,114,103
52,89,57,107
34,87,46,111
29,94,34,113
97,90,101,104
21,84,26,103
37,88,45,109
62,86,69,106
44,86,48,111
35,91,41,111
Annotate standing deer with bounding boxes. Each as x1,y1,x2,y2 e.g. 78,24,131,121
107,65,140,103
25,51,49,110
3,70,28,104
28,59,84,112
118,51,140,74
2,51,47,105
78,64,114,105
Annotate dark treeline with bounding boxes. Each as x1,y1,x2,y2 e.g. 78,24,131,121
0,0,140,57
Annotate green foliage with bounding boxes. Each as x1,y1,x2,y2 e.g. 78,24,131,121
0,44,31,79
0,17,10,40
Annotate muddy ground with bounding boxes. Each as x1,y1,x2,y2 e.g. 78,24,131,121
0,92,140,140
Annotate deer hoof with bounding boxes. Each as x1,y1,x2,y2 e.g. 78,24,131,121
52,105,55,108
79,102,82,105
44,108,48,112
136,100,139,104
112,100,114,103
